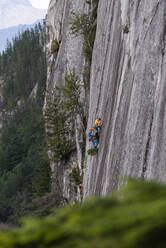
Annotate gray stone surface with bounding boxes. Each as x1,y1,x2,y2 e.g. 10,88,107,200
45,0,86,91
46,0,166,199
45,0,86,200
83,0,166,196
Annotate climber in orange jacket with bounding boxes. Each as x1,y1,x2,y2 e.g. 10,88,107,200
88,118,103,148
94,118,103,137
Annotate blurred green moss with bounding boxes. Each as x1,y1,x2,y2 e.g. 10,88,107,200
0,179,166,247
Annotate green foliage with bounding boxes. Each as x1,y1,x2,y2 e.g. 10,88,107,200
0,26,52,223
51,39,59,54
45,69,84,162
0,180,166,247
0,107,52,223
0,24,46,110
88,147,98,155
62,69,83,117
70,167,82,186
45,91,76,162
70,1,99,90
70,12,94,37
70,9,97,63
18,192,67,218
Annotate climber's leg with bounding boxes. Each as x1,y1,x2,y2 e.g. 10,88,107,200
93,138,98,148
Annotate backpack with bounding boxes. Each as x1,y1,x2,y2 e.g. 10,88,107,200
88,130,92,137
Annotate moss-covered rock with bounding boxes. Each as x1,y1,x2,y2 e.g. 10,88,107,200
51,39,59,54
88,147,98,155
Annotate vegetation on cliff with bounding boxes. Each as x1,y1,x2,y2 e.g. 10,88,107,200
44,69,83,162
70,0,99,64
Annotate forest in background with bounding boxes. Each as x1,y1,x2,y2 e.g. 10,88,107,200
0,24,53,224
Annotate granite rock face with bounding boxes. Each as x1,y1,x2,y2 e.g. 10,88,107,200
46,0,166,199
84,0,166,196
45,0,86,200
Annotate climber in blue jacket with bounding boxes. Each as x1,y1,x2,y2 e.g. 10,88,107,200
89,127,95,145
89,127,98,147
89,118,102,148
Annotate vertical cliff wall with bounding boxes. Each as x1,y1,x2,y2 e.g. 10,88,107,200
45,0,87,200
46,0,166,199
84,0,166,196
